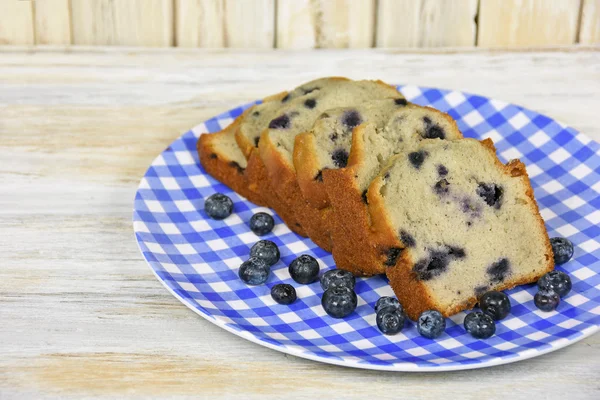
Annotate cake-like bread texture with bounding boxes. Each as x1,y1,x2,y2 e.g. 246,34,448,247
367,138,554,319
316,104,463,275
255,79,403,250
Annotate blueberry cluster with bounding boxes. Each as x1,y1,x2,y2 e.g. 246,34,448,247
206,192,576,343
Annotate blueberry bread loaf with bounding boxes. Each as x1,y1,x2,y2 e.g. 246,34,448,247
319,104,463,275
367,139,554,319
254,79,403,249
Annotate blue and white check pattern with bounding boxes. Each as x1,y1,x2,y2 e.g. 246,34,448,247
133,86,600,371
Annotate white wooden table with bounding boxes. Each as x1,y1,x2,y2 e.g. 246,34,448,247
1,46,599,399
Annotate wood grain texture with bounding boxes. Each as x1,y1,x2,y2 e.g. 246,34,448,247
0,0,34,45
478,0,582,47
0,47,599,399
71,0,174,46
224,0,274,48
579,0,600,44
276,0,375,49
376,0,478,47
33,0,72,45
175,0,225,47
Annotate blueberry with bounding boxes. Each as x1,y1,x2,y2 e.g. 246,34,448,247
331,149,349,168
374,296,403,314
341,110,362,128
464,311,496,339
400,230,415,247
384,247,402,267
477,183,503,208
437,164,448,177
376,306,405,335
268,114,290,129
289,254,320,284
394,98,408,106
413,251,448,281
304,98,316,109
322,286,358,318
204,193,233,220
417,310,446,339
534,289,560,312
550,237,574,265
271,283,297,305
434,178,450,195
423,123,446,140
479,291,511,321
537,270,572,298
408,151,427,169
249,212,274,236
487,258,510,284
238,257,269,285
250,240,280,266
320,269,355,291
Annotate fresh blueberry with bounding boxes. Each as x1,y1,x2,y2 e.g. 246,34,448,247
289,254,320,284
479,291,511,321
417,310,446,339
464,311,496,339
374,296,403,314
320,269,355,291
376,306,405,335
534,289,560,312
238,257,269,285
271,283,297,305
537,270,572,298
250,240,280,266
322,286,358,318
249,212,274,236
550,237,574,265
204,193,233,220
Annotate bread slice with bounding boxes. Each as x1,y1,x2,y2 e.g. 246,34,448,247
314,104,463,275
367,138,554,319
254,79,403,250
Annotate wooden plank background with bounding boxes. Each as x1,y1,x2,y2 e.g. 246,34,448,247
0,0,598,47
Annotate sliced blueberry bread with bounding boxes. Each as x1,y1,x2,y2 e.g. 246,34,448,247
254,79,403,249
320,104,463,276
367,139,554,319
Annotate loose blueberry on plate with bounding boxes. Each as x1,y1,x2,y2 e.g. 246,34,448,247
289,254,320,284
271,283,297,305
239,257,270,285
550,237,574,265
537,270,572,298
534,289,560,312
249,212,274,236
479,291,511,321
250,240,280,267
322,286,358,318
464,311,496,339
377,306,405,335
417,310,446,339
320,269,355,291
374,296,402,314
204,193,233,220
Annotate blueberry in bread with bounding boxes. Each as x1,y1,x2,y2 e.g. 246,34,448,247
315,104,463,276
366,138,554,319
253,78,403,249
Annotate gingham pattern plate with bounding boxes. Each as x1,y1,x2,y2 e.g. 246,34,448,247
133,85,600,371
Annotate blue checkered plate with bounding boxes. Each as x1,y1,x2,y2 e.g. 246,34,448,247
133,85,600,371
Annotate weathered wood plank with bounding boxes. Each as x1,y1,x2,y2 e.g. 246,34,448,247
478,0,581,47
224,0,275,48
175,0,225,47
276,0,375,49
579,0,600,44
71,0,174,46
0,0,34,45
376,0,478,47
33,0,72,45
